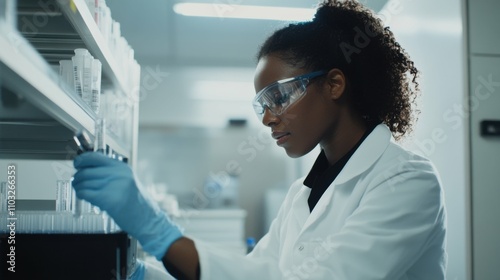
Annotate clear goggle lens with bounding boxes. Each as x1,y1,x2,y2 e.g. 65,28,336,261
252,70,327,121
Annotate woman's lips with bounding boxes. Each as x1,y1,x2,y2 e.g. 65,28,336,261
272,132,291,146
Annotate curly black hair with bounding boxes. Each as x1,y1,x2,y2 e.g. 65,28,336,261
257,0,419,140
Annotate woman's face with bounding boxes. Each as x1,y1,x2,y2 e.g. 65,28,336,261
254,55,340,158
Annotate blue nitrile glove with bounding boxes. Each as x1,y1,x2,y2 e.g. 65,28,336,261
72,152,183,260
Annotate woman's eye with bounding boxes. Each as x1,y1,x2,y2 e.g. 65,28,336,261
272,91,287,104
278,84,296,100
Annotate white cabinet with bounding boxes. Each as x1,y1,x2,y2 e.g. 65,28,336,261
173,209,247,254
468,0,500,278
468,0,500,55
469,56,500,280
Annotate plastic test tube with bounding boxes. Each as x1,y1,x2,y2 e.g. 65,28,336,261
72,130,90,220
56,180,69,212
71,185,83,220
72,48,93,106
94,118,106,154
59,60,74,91
91,59,102,114
69,176,94,220
72,49,86,98
70,131,88,219
71,119,106,222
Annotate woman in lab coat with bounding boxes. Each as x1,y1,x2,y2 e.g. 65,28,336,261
72,0,447,279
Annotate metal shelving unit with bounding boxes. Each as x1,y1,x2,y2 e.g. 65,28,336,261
0,0,140,163
0,1,140,278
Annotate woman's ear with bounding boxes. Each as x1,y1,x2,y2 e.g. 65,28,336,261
326,68,346,100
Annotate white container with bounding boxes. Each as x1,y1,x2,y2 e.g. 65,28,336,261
173,209,247,254
72,48,93,107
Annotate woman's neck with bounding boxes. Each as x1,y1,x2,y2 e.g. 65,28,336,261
320,113,367,165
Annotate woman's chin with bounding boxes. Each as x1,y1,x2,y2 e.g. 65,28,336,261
284,148,307,159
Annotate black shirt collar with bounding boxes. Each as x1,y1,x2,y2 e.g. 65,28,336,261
304,124,377,212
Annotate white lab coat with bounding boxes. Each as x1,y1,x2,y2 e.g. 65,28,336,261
194,124,447,280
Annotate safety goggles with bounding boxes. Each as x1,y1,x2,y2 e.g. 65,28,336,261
252,70,327,121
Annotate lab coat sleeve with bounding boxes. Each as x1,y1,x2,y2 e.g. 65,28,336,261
194,240,283,280
193,179,303,280
305,160,447,280
193,216,284,280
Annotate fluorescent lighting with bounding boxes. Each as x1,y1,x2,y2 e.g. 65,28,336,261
173,3,315,21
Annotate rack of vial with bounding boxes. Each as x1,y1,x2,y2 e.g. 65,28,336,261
59,49,102,114
0,211,120,234
84,0,141,91
59,49,135,149
0,180,119,234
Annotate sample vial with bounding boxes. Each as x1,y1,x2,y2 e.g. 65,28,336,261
72,48,93,106
72,49,87,98
56,180,71,212
59,60,74,91
91,59,102,114
71,185,83,219
94,118,106,154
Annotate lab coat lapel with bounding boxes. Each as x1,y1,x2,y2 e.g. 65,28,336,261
300,183,335,232
334,124,392,185
299,124,392,233
291,186,311,228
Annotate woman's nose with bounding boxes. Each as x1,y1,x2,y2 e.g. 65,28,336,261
262,107,280,127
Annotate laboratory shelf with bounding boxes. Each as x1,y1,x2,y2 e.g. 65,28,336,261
0,22,130,159
0,2,140,277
